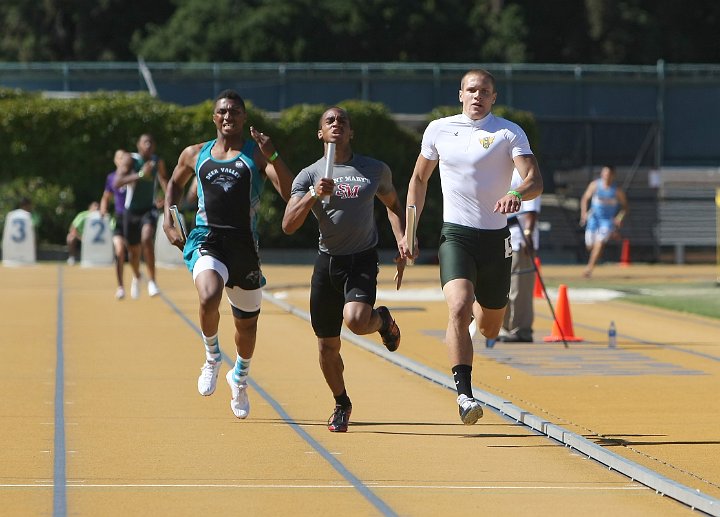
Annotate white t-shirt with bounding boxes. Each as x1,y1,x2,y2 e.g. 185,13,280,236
421,113,533,230
507,169,541,251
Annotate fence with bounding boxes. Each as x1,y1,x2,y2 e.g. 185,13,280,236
2,60,720,176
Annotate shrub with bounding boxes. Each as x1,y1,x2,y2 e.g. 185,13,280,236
0,176,75,245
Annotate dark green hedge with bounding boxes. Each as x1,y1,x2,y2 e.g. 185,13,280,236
0,90,538,251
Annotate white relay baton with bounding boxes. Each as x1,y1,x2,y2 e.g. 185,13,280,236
322,142,336,205
169,205,187,243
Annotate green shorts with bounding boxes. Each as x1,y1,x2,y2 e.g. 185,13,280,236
438,222,512,309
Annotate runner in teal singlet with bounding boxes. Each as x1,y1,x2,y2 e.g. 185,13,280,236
162,90,293,420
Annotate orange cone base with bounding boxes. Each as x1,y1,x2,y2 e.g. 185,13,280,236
544,335,584,342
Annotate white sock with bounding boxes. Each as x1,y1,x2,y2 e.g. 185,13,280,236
232,355,251,384
202,333,221,363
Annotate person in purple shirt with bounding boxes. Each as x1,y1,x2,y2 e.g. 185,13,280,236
100,150,132,299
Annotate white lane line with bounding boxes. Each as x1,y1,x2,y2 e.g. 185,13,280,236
1,483,647,490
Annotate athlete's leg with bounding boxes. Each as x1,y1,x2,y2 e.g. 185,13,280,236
127,244,141,275
475,305,506,340
318,335,344,395
342,302,381,335
442,278,476,366
112,234,126,288
140,221,157,283
194,269,224,336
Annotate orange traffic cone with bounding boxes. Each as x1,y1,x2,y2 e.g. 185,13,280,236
544,284,583,342
620,238,631,267
533,257,543,298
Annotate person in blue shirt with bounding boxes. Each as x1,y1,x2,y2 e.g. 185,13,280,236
579,165,629,278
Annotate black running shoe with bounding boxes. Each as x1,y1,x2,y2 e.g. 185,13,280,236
377,306,400,352
327,404,352,432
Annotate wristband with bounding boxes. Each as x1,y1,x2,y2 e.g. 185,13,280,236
268,151,279,162
308,185,321,200
507,190,522,201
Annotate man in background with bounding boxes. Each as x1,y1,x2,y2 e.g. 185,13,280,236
579,165,628,278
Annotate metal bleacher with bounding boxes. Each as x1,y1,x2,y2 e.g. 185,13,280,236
657,168,720,264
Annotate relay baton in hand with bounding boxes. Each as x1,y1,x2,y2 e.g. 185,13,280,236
322,142,336,205
169,205,187,243
406,205,417,265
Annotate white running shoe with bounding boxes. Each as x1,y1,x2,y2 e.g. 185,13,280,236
197,360,221,396
148,280,160,297
66,256,76,266
457,394,483,425
115,287,126,300
130,277,140,299
226,370,250,419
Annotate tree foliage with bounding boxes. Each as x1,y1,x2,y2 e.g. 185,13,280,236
0,0,174,61
1,0,718,64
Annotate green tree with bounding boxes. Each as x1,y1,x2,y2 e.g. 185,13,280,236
132,0,528,63
0,0,173,61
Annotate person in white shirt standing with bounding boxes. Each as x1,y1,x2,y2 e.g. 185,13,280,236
495,169,541,343
401,69,543,424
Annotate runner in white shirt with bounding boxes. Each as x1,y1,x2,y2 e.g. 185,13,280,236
401,69,543,424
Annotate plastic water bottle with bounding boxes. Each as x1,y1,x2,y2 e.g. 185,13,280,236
608,321,617,348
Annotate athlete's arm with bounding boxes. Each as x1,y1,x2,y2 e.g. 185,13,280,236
376,183,407,289
402,154,438,260
99,189,112,217
250,126,293,202
512,154,543,201
496,154,543,215
164,144,200,248
614,188,629,228
579,180,597,226
281,191,314,235
113,162,139,189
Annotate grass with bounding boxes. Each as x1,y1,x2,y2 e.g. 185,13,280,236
541,264,720,321
622,284,720,320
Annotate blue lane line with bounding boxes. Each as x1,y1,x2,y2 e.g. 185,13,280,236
53,266,67,517
160,293,397,517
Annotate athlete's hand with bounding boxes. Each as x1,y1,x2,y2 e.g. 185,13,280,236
494,193,521,214
398,235,419,264
249,126,277,160
162,219,184,250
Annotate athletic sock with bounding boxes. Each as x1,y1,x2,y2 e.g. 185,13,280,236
333,389,352,408
452,364,473,398
202,333,221,363
232,355,251,384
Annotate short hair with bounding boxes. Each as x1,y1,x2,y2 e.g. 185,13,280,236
214,89,246,111
318,106,351,129
460,69,496,92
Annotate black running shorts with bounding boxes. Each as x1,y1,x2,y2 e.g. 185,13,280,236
123,209,157,245
438,222,511,310
310,248,379,338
